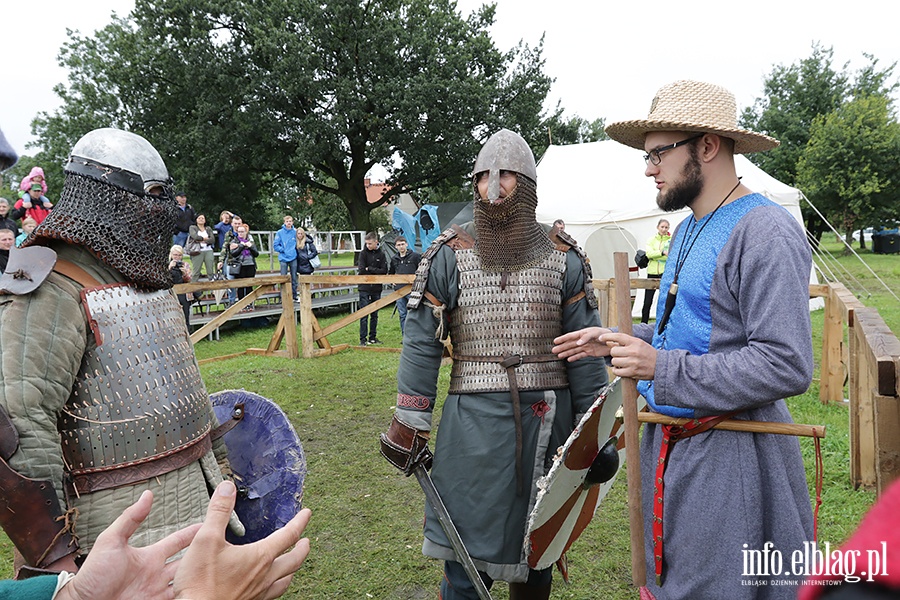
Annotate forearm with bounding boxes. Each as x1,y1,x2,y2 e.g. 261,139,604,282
395,307,443,431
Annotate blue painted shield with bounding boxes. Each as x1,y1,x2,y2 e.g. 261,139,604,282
210,389,306,544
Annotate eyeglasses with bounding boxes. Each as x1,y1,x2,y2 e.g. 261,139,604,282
643,134,704,166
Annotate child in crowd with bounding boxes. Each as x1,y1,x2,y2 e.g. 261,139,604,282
15,217,37,246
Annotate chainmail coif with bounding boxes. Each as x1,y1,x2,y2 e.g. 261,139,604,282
25,171,177,290
473,174,554,272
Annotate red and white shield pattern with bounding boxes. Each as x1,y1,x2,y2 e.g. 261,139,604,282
525,378,643,570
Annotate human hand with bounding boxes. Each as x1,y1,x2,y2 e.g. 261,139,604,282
55,490,200,600
230,242,238,250
600,332,657,380
552,327,613,362
173,481,311,600
23,200,33,208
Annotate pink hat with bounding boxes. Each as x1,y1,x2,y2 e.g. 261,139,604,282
19,166,48,194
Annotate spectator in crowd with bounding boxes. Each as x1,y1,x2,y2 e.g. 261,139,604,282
0,228,13,272
214,210,232,250
357,231,387,345
15,217,37,247
169,245,193,327
296,227,319,277
12,182,53,224
188,213,217,280
227,223,258,309
387,235,421,335
173,190,195,247
220,214,243,306
552,218,565,231
18,166,48,196
640,218,670,324
0,198,18,234
274,215,299,301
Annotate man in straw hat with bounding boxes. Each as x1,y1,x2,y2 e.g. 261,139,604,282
553,80,814,598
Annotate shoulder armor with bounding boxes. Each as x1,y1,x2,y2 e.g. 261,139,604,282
553,230,598,310
0,246,57,296
408,226,472,309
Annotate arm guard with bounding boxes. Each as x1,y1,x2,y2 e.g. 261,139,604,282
0,406,79,570
380,414,433,476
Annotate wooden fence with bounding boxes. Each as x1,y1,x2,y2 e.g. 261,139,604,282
177,273,900,494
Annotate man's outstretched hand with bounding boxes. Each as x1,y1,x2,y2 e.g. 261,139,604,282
55,490,199,600
174,481,312,600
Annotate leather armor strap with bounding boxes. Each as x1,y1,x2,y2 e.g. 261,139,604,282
563,291,586,306
447,224,475,250
652,412,736,586
53,258,102,288
504,359,525,497
451,353,561,365
211,403,245,441
67,433,211,496
0,406,79,569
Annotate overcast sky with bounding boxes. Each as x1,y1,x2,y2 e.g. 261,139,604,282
4,0,899,159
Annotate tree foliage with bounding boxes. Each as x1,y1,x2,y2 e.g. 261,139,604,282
33,0,559,232
796,95,900,245
740,43,848,187
741,43,900,244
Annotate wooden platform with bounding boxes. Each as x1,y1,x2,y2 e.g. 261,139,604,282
186,269,359,336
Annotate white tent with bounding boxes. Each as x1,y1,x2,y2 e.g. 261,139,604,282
535,140,821,312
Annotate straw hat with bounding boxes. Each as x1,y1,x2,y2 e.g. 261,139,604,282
605,80,779,154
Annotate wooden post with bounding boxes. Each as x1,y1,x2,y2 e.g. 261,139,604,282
298,282,315,358
606,278,618,329
819,285,845,403
852,309,877,488
855,308,900,492
613,252,646,587
849,309,862,488
874,391,900,494
281,279,299,359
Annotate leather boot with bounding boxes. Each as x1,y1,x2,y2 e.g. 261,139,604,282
508,582,552,600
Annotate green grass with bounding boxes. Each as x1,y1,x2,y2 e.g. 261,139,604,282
1,245,896,598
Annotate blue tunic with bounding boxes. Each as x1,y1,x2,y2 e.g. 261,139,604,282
634,193,815,599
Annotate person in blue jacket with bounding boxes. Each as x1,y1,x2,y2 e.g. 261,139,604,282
273,215,299,300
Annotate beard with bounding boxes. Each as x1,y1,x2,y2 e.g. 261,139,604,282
657,151,703,212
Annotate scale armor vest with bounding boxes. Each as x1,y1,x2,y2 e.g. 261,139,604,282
448,248,569,394
59,284,211,476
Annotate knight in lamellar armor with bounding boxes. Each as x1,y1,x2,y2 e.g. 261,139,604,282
381,128,609,600
0,128,241,577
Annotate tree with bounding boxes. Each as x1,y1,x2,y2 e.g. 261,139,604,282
740,43,848,187
741,43,899,242
796,94,900,249
33,0,557,232
541,111,607,151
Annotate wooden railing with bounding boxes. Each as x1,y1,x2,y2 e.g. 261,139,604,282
178,272,899,493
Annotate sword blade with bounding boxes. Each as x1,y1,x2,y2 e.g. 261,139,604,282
414,465,493,600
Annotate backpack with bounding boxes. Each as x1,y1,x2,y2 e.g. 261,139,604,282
634,249,649,269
